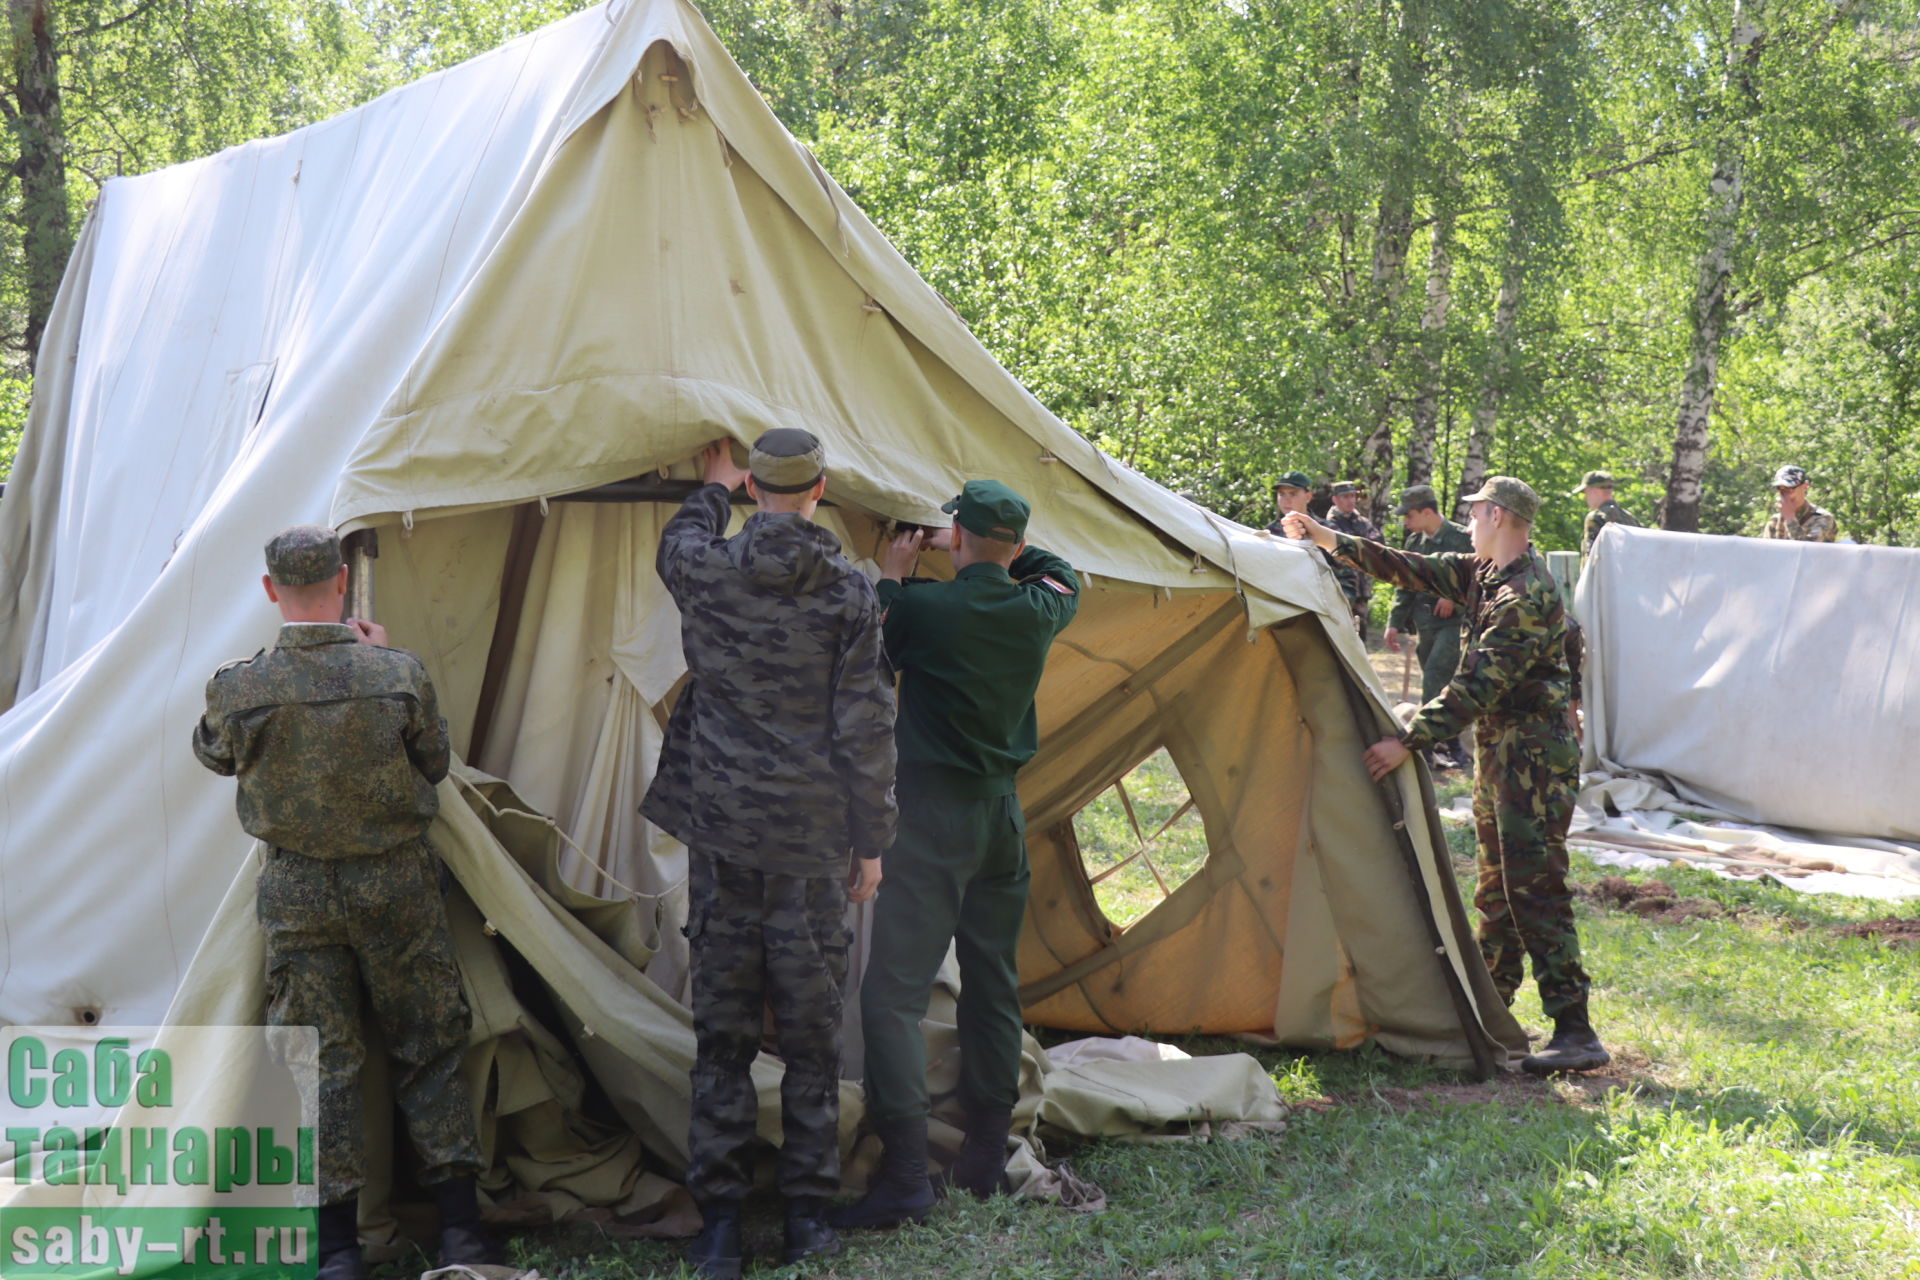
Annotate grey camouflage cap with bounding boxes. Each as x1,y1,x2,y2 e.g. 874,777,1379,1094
1461,475,1540,523
1329,480,1362,497
1395,484,1440,514
749,427,826,494
1772,464,1809,488
264,525,343,587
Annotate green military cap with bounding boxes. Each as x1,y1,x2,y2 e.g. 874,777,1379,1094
1571,470,1616,495
1329,480,1362,497
749,427,827,494
263,525,342,587
1272,470,1312,492
1461,475,1540,523
1772,464,1809,488
1395,484,1440,514
942,479,1030,543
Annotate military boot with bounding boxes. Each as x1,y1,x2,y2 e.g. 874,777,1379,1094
686,1200,745,1280
946,1105,1014,1200
827,1118,937,1230
433,1173,508,1269
1521,1002,1612,1076
782,1196,843,1265
315,1201,366,1280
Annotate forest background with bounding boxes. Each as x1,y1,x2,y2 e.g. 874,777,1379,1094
2,0,1918,548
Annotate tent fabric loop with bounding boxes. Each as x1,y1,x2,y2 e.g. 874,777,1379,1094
453,769,682,904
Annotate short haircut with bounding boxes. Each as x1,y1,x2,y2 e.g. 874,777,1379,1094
957,524,1020,564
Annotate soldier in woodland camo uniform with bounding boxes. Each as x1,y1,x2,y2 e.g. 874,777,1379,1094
640,429,897,1279
1574,470,1642,556
1761,465,1839,542
1283,478,1610,1076
193,525,499,1280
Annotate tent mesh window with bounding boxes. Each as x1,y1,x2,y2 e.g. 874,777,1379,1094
1071,748,1208,929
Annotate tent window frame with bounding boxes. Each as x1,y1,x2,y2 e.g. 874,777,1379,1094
1066,744,1210,933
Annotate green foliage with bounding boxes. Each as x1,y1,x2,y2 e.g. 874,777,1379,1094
0,376,26,476
1071,748,1209,928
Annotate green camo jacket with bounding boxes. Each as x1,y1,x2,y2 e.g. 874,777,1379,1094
1333,534,1572,751
192,623,448,858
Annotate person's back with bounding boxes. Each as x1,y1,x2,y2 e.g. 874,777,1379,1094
195,625,445,858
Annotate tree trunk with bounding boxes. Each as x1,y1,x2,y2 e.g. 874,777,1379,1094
1457,260,1521,521
1407,212,1453,490
9,0,69,372
1662,2,1765,531
1357,189,1414,527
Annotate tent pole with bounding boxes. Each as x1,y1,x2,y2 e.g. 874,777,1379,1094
466,503,543,765
1334,668,1498,1081
343,529,379,622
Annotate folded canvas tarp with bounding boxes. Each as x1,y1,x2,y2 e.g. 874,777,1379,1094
1578,524,1920,848
0,0,1527,1228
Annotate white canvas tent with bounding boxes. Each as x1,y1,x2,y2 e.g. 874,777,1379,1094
0,0,1525,1221
1574,525,1920,894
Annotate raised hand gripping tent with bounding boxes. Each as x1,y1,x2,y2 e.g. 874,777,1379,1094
0,0,1523,1216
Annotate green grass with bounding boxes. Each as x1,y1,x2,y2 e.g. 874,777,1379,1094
510,827,1920,1280
1071,748,1210,928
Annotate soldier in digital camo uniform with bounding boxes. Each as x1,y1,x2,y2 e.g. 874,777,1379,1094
1574,470,1642,556
1284,478,1611,1075
640,430,897,1279
192,526,502,1280
1761,465,1839,542
1324,480,1385,638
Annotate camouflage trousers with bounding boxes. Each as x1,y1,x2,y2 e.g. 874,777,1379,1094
257,840,481,1207
1470,717,1592,1017
685,852,851,1204
1413,622,1464,706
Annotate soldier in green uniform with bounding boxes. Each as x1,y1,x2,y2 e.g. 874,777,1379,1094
1267,470,1313,535
1324,480,1384,638
1574,471,1642,556
1284,478,1610,1075
641,430,897,1278
832,481,1080,1229
192,526,502,1280
1761,465,1839,542
1383,484,1471,769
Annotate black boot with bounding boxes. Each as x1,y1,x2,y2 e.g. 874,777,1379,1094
827,1118,937,1230
946,1106,1013,1200
433,1173,507,1268
686,1200,745,1280
316,1201,366,1280
783,1196,843,1264
1521,1002,1612,1075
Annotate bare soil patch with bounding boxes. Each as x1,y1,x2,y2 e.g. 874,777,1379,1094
1831,916,1920,948
1580,875,1731,925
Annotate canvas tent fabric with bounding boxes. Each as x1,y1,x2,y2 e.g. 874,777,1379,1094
0,0,1526,1220
1577,525,1920,845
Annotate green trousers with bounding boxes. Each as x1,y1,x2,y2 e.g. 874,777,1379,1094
1414,622,1464,706
859,789,1030,1124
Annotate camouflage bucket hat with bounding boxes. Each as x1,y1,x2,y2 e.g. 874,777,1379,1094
1272,470,1312,493
1461,476,1540,523
1772,464,1809,489
1395,484,1439,514
1329,480,1362,497
942,479,1030,543
264,525,343,587
1571,470,1615,495
749,427,827,494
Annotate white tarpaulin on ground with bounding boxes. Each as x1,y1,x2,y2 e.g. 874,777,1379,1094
1574,524,1920,896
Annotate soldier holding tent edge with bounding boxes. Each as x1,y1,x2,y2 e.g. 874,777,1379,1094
833,480,1080,1229
640,430,897,1278
191,525,504,1280
1285,477,1610,1075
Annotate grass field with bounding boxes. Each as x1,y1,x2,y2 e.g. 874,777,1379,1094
508,805,1920,1280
